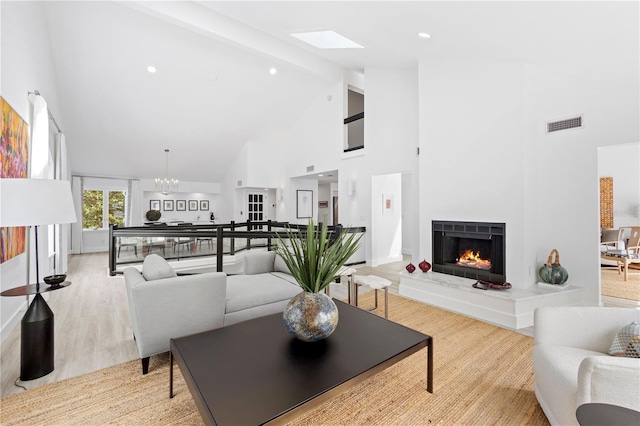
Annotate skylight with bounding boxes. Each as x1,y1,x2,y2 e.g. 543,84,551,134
290,30,364,49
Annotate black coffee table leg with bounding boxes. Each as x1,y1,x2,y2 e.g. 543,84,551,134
427,337,433,393
169,350,174,398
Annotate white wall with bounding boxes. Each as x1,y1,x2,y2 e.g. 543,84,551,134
418,62,529,287
141,191,220,223
401,171,418,258
317,183,331,225
340,68,420,265
371,173,403,266
527,62,639,305
0,1,66,340
598,142,640,228
417,59,639,304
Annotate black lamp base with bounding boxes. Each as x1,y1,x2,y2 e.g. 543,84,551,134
20,293,54,381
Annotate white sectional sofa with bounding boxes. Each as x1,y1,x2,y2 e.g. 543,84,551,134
124,251,301,374
533,307,640,425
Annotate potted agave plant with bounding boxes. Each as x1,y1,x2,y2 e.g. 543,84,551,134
273,219,361,342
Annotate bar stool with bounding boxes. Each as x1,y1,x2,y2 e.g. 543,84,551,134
352,275,391,318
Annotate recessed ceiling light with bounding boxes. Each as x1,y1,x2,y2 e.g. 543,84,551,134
147,65,157,73
269,67,277,75
318,174,324,177
290,30,364,49
418,32,431,39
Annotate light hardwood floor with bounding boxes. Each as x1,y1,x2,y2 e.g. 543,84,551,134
0,253,407,398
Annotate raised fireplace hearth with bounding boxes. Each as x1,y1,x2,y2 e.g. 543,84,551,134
432,221,505,282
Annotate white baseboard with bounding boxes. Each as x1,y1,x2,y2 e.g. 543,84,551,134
1,300,27,343
602,295,640,308
370,255,403,268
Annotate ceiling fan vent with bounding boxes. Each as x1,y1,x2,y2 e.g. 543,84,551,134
547,115,583,133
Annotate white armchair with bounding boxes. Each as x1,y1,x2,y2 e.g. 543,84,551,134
533,307,640,425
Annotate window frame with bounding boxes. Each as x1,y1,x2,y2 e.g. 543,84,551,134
82,188,127,230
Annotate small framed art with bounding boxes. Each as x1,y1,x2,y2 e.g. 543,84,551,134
163,200,174,211
176,200,186,211
189,200,198,211
200,200,209,211
150,200,161,211
382,193,393,215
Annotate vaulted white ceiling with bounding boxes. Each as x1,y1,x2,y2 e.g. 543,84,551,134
40,1,638,183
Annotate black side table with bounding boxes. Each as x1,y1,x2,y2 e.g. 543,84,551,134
576,403,640,426
1,282,70,381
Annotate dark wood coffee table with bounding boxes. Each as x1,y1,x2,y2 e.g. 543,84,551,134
170,299,433,425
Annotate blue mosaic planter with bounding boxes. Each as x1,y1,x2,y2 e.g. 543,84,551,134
283,292,338,342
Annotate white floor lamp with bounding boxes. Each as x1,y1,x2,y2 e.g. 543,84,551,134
0,178,77,380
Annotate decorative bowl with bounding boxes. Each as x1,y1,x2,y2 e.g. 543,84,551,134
43,274,66,286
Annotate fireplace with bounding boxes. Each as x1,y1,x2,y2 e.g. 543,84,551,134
432,221,506,282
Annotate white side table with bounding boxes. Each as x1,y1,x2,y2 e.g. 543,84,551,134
325,266,357,300
352,275,392,318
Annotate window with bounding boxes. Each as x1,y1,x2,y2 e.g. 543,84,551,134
83,190,104,229
83,189,126,229
344,88,364,152
109,191,125,227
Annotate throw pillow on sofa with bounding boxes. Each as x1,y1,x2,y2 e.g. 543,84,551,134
609,321,640,358
273,254,292,275
142,254,177,281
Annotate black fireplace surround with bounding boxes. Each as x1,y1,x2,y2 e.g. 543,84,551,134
432,221,506,282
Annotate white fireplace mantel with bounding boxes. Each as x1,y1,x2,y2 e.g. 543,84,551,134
399,270,589,330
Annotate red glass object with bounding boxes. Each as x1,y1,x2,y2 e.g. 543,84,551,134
419,259,431,273
406,263,416,273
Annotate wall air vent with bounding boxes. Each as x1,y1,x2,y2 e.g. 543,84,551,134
547,115,583,133
237,180,242,187
306,165,315,172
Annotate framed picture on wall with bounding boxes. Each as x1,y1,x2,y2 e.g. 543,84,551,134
296,190,313,218
176,200,186,211
188,200,198,211
163,200,174,211
382,193,394,215
200,200,209,211
150,200,161,211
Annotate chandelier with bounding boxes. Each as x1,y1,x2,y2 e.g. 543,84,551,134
155,148,178,195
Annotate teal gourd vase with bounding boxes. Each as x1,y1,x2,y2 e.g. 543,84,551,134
539,249,569,284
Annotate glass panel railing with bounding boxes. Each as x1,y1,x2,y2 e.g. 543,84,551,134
109,221,365,276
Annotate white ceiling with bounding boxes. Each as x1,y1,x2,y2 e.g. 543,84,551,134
39,1,638,183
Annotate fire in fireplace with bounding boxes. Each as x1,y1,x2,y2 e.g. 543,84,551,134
457,249,491,270
432,221,506,282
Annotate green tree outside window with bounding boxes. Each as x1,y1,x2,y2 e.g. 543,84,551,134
82,189,126,229
83,190,103,229
109,191,125,227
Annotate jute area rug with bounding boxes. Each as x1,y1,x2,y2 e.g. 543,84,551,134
0,293,548,425
601,266,640,301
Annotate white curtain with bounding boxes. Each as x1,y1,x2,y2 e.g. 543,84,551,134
71,176,83,254
127,179,142,226
56,134,71,272
30,94,49,179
